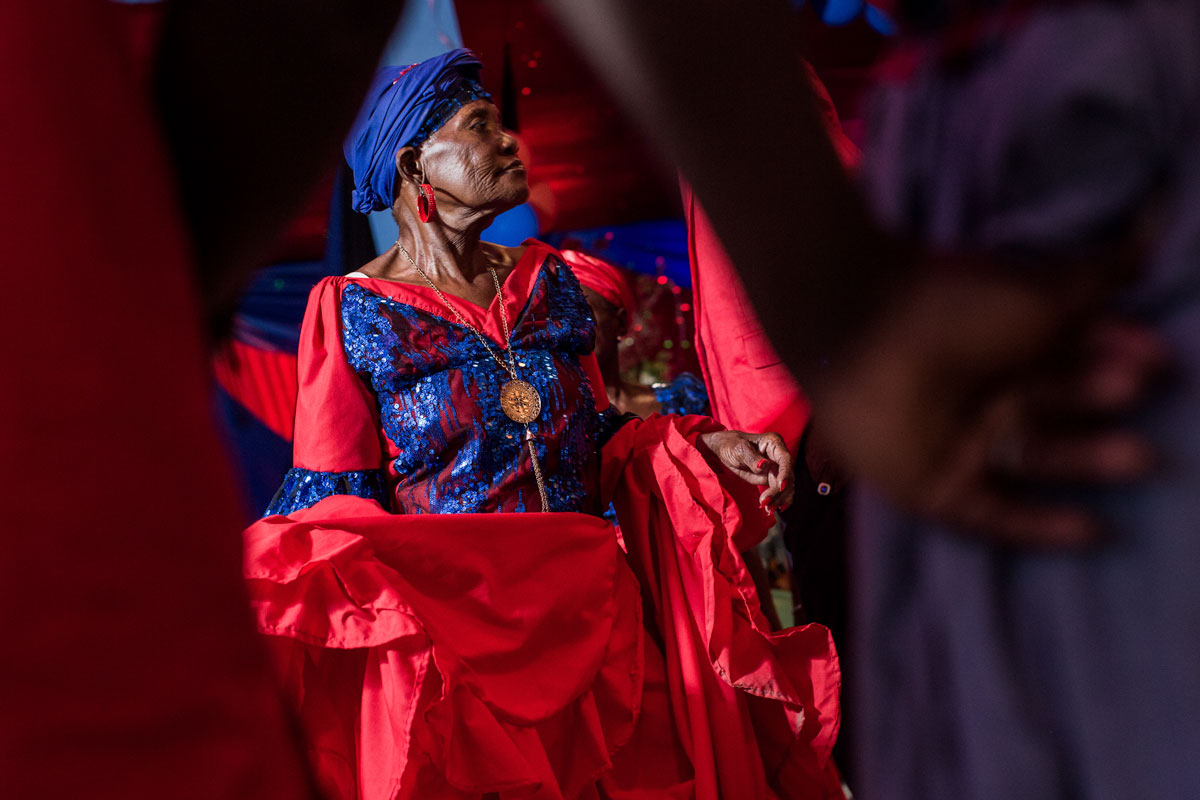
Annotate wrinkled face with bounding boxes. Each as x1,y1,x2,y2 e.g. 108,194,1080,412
419,100,529,214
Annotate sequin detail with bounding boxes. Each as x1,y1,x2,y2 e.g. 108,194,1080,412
653,371,712,416
595,407,638,450
265,467,387,516
338,254,610,515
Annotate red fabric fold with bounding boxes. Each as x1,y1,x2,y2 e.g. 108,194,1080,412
603,415,844,798
246,497,642,799
245,419,842,798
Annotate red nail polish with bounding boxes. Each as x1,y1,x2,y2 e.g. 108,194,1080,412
756,459,768,470
780,479,789,492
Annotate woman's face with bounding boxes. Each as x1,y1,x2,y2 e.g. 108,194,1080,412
419,100,529,215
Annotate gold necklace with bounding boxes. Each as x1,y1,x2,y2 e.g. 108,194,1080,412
395,241,550,512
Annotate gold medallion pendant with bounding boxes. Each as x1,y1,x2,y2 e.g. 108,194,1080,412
500,379,542,424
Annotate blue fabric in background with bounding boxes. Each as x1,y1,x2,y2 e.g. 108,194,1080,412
486,203,541,247
545,219,691,288
213,385,295,522
231,260,335,352
791,0,896,34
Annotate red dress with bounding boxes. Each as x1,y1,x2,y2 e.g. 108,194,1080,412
245,243,843,798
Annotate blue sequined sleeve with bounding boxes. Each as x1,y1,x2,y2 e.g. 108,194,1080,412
653,371,712,416
264,467,387,516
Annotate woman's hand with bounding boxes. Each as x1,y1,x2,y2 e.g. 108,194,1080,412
699,430,795,511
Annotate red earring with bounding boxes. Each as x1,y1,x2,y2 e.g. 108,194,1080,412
417,183,436,222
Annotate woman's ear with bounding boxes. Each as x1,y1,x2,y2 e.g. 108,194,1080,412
395,146,422,187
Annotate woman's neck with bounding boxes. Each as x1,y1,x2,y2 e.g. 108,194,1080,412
395,209,495,284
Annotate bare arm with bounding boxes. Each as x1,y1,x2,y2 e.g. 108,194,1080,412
543,0,1156,542
155,0,407,324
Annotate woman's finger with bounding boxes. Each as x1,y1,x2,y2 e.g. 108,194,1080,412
759,485,779,509
752,433,795,508
726,436,771,484
774,476,796,510
752,434,787,486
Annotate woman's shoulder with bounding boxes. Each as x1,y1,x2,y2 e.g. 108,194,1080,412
488,238,564,272
307,274,405,311
308,274,350,301
298,275,352,326
302,275,401,337
528,238,566,268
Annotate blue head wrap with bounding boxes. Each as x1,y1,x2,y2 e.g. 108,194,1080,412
344,49,491,214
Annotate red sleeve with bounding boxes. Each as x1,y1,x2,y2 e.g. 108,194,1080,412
683,183,811,456
680,62,853,457
292,277,384,472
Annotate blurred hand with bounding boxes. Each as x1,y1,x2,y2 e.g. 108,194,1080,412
700,430,796,511
817,280,1169,548
928,319,1167,545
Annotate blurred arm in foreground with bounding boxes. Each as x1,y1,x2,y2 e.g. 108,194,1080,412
543,0,1160,544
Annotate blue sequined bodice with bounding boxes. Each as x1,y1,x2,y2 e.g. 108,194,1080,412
334,255,613,515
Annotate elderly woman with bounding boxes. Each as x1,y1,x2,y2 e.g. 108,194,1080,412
246,50,842,800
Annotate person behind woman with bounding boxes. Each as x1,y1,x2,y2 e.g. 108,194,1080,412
562,249,711,418
246,50,844,800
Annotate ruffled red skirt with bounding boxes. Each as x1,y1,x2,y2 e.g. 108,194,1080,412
244,416,843,799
